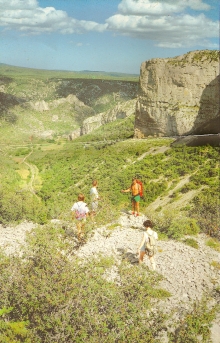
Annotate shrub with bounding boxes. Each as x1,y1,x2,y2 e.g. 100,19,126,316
205,238,220,252
168,299,218,343
147,210,200,239
0,187,47,225
0,308,33,343
179,182,197,193
210,261,220,270
182,238,199,249
190,191,219,239
167,218,199,239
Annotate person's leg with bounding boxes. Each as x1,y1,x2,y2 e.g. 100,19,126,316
149,256,156,271
139,251,145,264
132,200,135,214
90,202,95,218
92,201,98,216
77,222,82,239
81,222,85,237
136,201,140,215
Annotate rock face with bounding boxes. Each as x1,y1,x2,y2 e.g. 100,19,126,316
135,50,219,138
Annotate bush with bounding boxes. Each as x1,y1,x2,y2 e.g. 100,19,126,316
190,190,219,239
168,299,217,343
147,210,200,239
0,187,47,225
167,218,200,239
182,238,199,249
0,308,33,343
205,238,220,252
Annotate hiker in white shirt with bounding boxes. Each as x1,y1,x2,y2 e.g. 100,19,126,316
90,180,99,215
71,193,89,239
138,219,158,271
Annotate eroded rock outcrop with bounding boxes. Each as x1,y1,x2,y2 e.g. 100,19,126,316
30,100,50,112
135,50,219,138
81,99,136,135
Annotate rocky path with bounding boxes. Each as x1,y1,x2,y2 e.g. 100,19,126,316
76,214,220,308
0,214,219,342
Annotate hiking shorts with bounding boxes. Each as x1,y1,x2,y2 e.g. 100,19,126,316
74,217,86,222
140,244,146,252
132,195,140,202
91,201,98,211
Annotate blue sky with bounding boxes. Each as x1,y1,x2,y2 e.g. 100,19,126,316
0,0,219,74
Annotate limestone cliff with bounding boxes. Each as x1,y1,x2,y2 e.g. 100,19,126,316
135,50,219,138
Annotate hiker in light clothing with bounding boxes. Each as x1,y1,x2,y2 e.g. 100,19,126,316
71,193,89,239
138,220,158,271
121,178,140,216
90,180,100,215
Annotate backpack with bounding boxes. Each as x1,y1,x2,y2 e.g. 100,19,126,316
136,179,143,197
75,210,86,219
75,203,87,220
145,232,156,256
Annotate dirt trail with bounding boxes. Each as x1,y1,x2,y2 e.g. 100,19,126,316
20,147,40,195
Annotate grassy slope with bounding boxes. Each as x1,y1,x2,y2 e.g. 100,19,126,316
1,113,218,234
0,63,139,81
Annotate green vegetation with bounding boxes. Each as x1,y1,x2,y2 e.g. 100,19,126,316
191,50,219,62
148,210,200,240
0,308,32,343
210,261,220,270
205,238,220,252
0,226,170,343
215,286,220,294
167,50,219,66
0,63,139,81
182,238,199,249
168,299,218,343
76,115,135,142
0,131,219,241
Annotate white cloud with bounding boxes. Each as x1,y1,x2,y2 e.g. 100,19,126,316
118,0,210,15
0,0,107,35
0,0,217,49
0,0,38,10
106,0,218,48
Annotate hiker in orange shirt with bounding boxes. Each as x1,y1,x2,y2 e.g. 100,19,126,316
121,178,141,216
